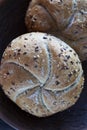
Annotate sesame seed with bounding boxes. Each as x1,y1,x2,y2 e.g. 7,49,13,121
55,81,60,85
8,44,11,47
83,46,87,48
74,53,77,56
23,52,27,55
73,70,77,74
13,52,16,57
61,100,66,104
24,38,28,40
60,49,64,52
24,45,26,48
66,55,70,59
63,48,66,50
76,61,79,64
18,49,21,52
70,61,74,65
17,52,20,55
25,64,28,66
9,54,11,57
74,96,78,99
34,65,38,68
64,59,67,62
35,46,39,52
10,88,15,92
53,101,57,105
74,31,78,34
33,56,38,60
7,91,10,95
6,72,10,75
11,82,15,85
43,36,47,39
68,73,72,78
69,50,72,52
58,53,62,57
62,65,69,70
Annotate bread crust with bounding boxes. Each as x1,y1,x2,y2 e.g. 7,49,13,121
0,32,84,117
25,0,87,61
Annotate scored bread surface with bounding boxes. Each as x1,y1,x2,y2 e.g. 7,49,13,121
25,0,87,61
0,32,84,117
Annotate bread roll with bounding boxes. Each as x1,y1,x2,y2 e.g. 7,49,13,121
25,0,87,61
0,32,84,117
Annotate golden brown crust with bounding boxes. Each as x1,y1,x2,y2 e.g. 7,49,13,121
25,0,87,61
1,34,50,83
25,5,57,32
42,76,83,113
0,32,84,117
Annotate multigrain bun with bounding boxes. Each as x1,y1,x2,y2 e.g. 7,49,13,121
0,32,84,117
25,0,87,61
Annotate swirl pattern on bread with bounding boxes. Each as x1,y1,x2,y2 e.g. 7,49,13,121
0,32,84,117
25,0,87,61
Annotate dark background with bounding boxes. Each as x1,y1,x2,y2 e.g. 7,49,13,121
0,0,29,130
0,0,87,130
0,120,15,130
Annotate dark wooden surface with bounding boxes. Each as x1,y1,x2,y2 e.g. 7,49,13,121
0,0,87,130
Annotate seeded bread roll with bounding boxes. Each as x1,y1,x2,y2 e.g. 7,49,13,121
0,32,84,117
25,0,87,61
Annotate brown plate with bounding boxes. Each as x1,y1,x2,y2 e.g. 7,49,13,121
0,0,87,130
